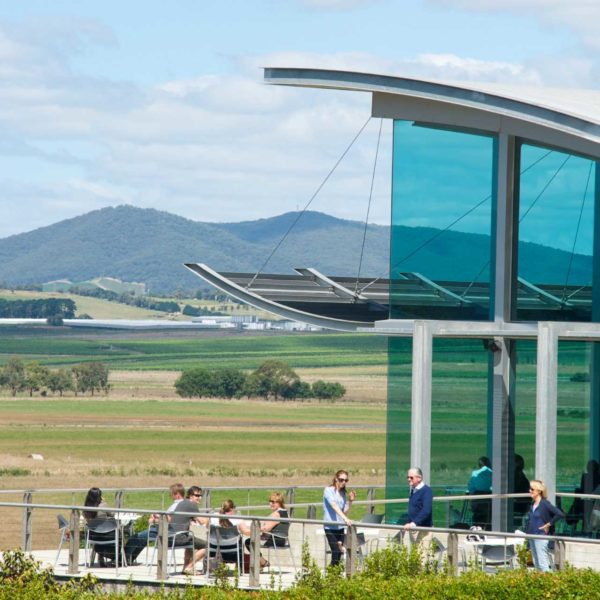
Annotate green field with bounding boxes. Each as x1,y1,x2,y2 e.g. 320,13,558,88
0,328,594,549
0,327,389,370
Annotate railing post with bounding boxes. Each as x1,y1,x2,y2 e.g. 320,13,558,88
114,489,124,509
367,488,375,514
345,524,359,576
306,504,316,520
248,519,261,587
286,488,296,517
554,538,566,571
155,514,169,580
21,491,33,551
68,509,80,574
202,488,211,510
446,532,459,575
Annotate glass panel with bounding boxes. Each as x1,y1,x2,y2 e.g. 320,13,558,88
390,121,495,321
431,339,489,527
557,341,592,534
516,144,597,321
385,337,412,523
513,339,536,530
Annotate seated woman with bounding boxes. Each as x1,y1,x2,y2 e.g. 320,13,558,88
83,487,117,566
260,492,289,547
209,499,250,567
243,492,288,569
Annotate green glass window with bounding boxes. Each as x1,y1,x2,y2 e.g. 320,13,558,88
515,144,598,321
390,121,496,321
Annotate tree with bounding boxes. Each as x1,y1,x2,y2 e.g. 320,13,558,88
2,358,26,396
311,380,346,400
24,362,50,397
214,368,247,399
47,369,74,396
72,362,109,396
244,360,300,400
175,368,217,398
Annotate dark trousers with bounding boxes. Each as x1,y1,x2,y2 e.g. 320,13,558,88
325,528,345,566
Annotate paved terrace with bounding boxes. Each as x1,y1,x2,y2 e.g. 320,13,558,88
2,487,600,591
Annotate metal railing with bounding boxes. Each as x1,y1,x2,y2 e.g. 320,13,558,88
2,489,600,587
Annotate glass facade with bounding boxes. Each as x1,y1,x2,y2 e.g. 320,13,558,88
390,121,496,321
386,118,600,529
515,143,598,322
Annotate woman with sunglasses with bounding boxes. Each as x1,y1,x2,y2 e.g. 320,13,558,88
323,469,355,566
526,479,564,572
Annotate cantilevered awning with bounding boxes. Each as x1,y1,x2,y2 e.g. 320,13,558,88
185,263,592,332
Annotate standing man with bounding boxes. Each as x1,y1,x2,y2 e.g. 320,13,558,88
403,467,433,546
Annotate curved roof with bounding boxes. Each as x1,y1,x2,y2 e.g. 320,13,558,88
264,68,600,156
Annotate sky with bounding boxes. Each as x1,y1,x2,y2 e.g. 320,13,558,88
0,0,598,240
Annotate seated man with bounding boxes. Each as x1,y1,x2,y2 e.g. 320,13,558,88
124,482,185,564
467,457,492,529
169,486,209,574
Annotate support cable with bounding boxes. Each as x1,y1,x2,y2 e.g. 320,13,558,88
460,152,570,300
560,160,594,304
247,116,372,289
354,118,383,296
358,150,555,296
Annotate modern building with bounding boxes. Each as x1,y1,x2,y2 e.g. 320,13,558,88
187,68,600,532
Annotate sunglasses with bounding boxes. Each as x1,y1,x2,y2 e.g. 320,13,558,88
338,478,348,482
192,493,202,498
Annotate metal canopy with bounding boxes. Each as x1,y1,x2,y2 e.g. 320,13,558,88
185,263,592,327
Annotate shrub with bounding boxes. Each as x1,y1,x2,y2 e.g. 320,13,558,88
311,380,346,400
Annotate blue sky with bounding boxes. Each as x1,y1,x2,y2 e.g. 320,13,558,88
0,0,598,245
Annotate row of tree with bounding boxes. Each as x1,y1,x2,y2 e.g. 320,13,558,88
0,298,76,319
69,287,180,313
0,359,110,397
175,360,346,401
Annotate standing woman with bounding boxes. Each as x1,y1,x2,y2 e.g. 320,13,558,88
323,469,355,566
526,479,565,572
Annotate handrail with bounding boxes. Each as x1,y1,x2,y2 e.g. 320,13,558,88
2,497,600,584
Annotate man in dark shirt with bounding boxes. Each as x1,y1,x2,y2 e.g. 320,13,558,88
403,467,433,546
170,486,209,574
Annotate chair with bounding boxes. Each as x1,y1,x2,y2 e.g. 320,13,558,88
262,521,296,574
478,543,516,571
356,513,384,558
169,530,199,575
208,526,242,577
54,514,70,569
84,517,126,573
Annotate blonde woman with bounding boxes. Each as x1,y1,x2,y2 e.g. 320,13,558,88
526,480,564,572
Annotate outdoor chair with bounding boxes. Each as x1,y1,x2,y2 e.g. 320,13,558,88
478,543,516,571
356,513,384,558
54,514,70,569
262,521,296,574
207,526,243,577
84,517,126,574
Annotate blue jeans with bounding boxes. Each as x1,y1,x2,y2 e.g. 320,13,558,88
125,525,158,561
530,538,552,572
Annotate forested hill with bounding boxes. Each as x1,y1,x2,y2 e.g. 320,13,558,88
0,205,592,293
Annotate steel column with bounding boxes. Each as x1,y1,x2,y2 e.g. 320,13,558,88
491,338,516,531
536,322,558,502
411,321,432,483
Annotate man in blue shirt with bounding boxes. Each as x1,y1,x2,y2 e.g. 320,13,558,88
403,467,433,546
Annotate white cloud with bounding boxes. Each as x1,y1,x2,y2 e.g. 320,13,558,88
430,0,600,50
0,15,594,242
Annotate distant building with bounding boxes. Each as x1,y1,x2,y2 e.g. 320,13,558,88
42,279,73,293
42,277,146,296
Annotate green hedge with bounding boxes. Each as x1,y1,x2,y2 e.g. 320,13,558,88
3,548,600,599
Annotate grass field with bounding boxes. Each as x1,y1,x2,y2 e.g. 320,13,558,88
0,328,594,549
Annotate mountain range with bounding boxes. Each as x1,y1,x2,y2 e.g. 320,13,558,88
0,205,592,293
